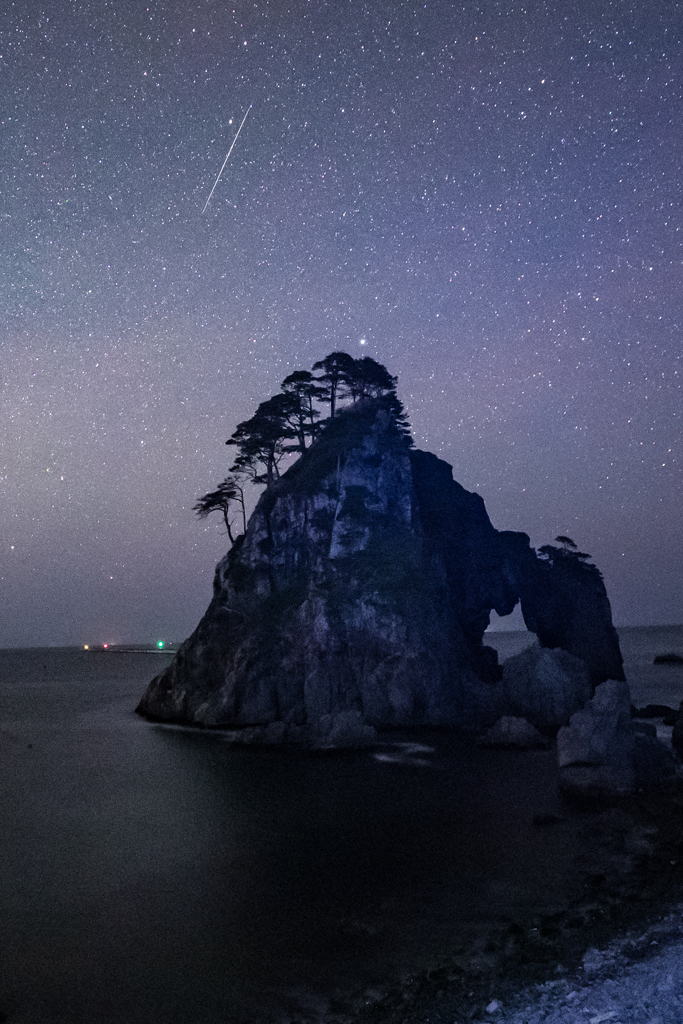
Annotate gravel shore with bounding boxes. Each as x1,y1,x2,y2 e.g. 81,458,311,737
472,910,683,1024
343,777,683,1024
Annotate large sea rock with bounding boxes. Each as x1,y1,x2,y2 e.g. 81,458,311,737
557,680,675,799
557,680,637,798
137,401,625,745
499,643,592,732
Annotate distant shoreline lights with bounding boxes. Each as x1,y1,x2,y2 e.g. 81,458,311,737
83,641,168,651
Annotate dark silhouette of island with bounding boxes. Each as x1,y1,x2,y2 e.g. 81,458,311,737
137,354,624,746
654,652,683,665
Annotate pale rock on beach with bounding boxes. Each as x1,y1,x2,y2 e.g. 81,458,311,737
558,680,675,798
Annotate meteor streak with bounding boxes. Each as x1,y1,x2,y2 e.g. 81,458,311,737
202,104,252,215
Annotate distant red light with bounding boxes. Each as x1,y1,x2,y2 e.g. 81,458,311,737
103,643,108,649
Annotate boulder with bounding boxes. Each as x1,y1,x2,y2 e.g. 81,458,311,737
632,731,675,787
557,680,636,799
499,643,592,732
478,716,549,748
311,711,376,750
558,680,675,799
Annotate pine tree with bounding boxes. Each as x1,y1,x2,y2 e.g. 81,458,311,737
193,475,246,543
312,351,356,418
280,370,325,451
226,394,295,488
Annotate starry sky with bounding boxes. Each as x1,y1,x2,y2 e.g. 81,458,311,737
1,0,681,647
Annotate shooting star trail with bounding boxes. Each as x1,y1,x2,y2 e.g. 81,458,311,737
202,104,252,215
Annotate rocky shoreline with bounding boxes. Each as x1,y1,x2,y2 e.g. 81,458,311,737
338,772,683,1024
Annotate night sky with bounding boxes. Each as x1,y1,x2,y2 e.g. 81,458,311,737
1,0,681,647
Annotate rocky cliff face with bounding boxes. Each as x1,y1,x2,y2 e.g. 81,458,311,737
137,401,624,744
519,546,625,686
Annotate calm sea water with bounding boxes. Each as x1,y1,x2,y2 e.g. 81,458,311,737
1,627,681,1023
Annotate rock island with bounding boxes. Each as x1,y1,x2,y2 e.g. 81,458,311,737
137,353,626,756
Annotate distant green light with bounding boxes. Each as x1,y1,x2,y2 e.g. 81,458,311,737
157,640,164,649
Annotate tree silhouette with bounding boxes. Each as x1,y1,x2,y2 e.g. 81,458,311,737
350,356,398,401
541,537,591,562
312,351,356,418
280,370,324,451
226,394,294,488
196,349,412,552
193,475,246,543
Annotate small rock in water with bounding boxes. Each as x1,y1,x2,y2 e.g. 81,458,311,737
633,702,677,719
478,716,549,748
485,998,503,1013
312,710,376,749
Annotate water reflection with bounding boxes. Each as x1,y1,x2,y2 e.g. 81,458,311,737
372,741,436,766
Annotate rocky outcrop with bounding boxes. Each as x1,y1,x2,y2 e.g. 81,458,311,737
408,449,530,682
137,401,625,746
558,680,675,799
499,643,592,732
519,547,624,686
138,405,504,738
557,681,636,798
478,716,549,748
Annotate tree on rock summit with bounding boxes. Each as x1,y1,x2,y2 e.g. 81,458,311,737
195,351,412,543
